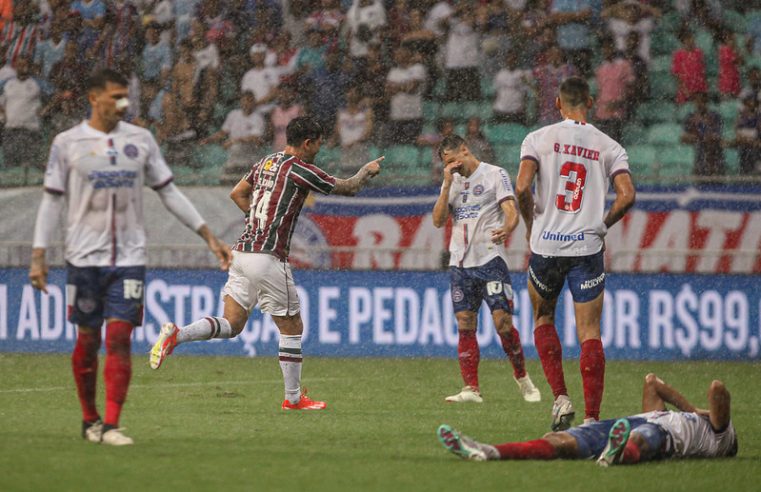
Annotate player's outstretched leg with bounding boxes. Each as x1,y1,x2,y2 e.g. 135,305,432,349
150,317,234,369
437,425,497,461
597,418,631,467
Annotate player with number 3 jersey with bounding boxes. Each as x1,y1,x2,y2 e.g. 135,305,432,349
516,77,636,431
433,134,541,405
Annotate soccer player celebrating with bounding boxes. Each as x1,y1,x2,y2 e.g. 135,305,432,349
150,116,382,410
432,135,540,404
437,374,737,465
515,76,636,429
29,69,232,446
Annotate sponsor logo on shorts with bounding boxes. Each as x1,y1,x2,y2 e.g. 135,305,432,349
528,266,550,293
580,272,605,290
77,298,97,314
123,143,139,159
452,287,465,303
541,230,585,242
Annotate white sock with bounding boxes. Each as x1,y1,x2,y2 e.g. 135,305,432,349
177,317,233,344
279,334,302,404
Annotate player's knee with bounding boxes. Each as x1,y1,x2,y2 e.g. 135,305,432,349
229,319,246,336
709,380,728,399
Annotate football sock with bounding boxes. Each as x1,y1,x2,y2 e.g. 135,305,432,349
495,439,557,460
580,339,605,421
534,324,567,398
498,327,527,379
622,439,641,464
104,321,133,427
71,328,102,423
457,329,480,390
279,335,302,404
177,316,233,343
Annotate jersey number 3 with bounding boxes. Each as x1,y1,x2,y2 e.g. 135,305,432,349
555,161,587,213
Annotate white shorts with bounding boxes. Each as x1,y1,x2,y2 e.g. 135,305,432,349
222,250,300,316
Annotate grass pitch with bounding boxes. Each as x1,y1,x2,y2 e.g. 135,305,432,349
0,355,759,492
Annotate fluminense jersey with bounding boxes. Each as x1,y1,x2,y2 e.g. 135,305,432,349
43,121,174,267
234,152,336,260
637,410,737,459
447,162,515,268
520,119,629,257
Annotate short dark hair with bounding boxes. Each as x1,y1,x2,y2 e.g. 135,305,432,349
559,76,590,107
438,134,466,159
286,116,323,146
86,69,128,91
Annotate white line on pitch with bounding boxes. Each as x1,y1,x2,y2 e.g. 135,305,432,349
0,376,361,394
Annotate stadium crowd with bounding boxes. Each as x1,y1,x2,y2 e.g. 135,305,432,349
0,0,760,185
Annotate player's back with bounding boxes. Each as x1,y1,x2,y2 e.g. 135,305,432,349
520,119,629,257
235,151,335,260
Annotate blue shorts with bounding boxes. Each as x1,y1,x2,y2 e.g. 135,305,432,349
449,257,514,314
66,264,146,328
567,417,648,459
528,250,605,303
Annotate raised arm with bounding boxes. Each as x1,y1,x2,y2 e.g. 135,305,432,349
515,158,538,241
641,373,698,413
603,171,636,229
332,157,383,196
432,161,460,228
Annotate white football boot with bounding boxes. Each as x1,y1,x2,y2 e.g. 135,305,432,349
514,374,542,402
445,386,483,403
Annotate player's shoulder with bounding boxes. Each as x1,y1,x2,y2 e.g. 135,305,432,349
117,121,156,140
479,161,506,175
52,121,87,144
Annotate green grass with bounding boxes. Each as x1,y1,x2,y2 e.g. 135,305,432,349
1,355,760,491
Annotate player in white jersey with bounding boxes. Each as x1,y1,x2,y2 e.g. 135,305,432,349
437,373,738,465
432,135,540,404
515,77,636,430
28,69,231,446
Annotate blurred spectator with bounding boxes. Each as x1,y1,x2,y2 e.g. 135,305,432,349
0,56,42,171
1,1,41,68
442,3,481,102
334,85,373,173
174,0,202,43
675,0,723,33
308,48,348,139
354,45,388,141
157,39,198,162
464,116,495,164
294,26,327,79
386,44,426,145
594,36,634,142
740,66,761,103
401,7,438,96
550,0,594,77
201,90,267,184
34,20,67,79
602,0,660,64
533,45,575,125
42,90,83,135
306,0,343,46
270,83,303,150
672,28,707,105
0,0,12,32
682,92,725,178
190,33,220,133
70,0,106,56
424,0,453,37
100,0,142,70
623,31,649,116
492,50,532,124
718,29,743,99
735,95,761,174
140,22,172,121
48,40,88,94
241,43,280,112
345,0,386,63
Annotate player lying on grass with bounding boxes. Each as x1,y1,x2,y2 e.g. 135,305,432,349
437,373,737,465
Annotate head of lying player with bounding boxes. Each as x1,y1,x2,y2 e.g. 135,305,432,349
555,76,594,120
86,69,130,133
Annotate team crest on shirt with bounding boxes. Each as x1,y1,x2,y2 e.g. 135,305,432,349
452,287,465,303
123,143,139,159
473,184,484,196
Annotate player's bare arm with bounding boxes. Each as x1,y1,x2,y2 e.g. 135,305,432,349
432,161,460,228
641,373,698,413
230,178,253,213
515,158,538,240
603,172,636,229
29,248,48,294
332,156,383,196
491,199,519,244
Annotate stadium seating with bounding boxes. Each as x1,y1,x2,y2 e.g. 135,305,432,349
656,145,695,177
485,123,530,145
626,144,657,176
647,123,683,145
